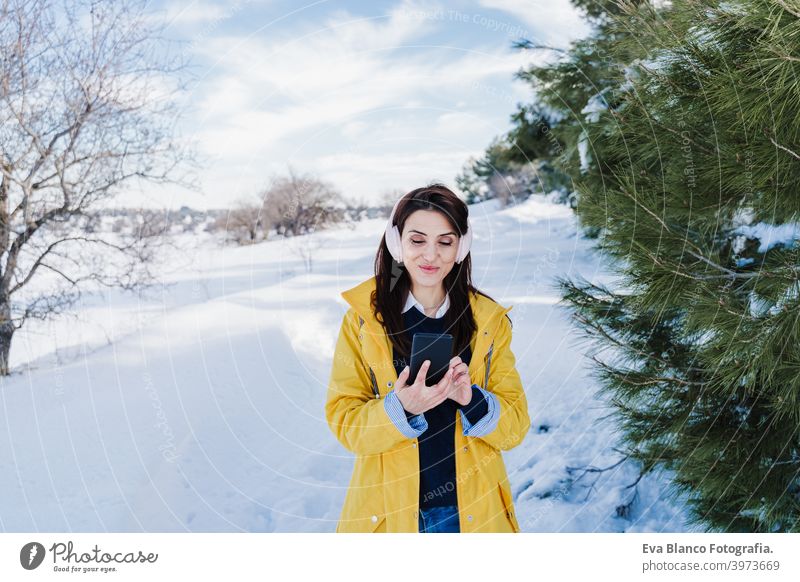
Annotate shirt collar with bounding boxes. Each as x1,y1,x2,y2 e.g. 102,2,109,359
402,289,450,319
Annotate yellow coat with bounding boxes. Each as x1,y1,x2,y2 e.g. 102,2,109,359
326,276,531,533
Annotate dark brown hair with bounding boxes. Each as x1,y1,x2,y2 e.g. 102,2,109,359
371,183,498,360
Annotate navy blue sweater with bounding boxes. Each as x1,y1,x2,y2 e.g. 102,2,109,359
392,306,488,508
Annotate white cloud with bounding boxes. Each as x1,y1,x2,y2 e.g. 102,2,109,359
434,111,489,140
477,0,591,47
324,0,445,49
160,0,577,207
188,31,535,159
340,121,369,140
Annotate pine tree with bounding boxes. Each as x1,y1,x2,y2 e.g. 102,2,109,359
513,0,658,214
558,0,800,532
454,1,641,204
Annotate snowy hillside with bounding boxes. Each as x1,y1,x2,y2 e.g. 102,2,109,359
0,194,690,532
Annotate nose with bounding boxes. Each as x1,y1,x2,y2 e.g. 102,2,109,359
422,242,437,261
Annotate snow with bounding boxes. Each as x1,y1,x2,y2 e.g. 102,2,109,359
578,131,591,173
734,222,800,253
0,195,690,532
581,90,610,124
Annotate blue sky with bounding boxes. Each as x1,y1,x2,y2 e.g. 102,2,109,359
139,0,591,210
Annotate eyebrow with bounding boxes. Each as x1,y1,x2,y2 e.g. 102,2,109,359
409,229,457,237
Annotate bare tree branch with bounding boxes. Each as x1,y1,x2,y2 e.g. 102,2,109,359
0,0,195,374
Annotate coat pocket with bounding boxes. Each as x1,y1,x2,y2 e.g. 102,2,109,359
336,466,387,533
497,481,521,533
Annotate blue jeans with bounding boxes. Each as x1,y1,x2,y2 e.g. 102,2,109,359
418,505,460,533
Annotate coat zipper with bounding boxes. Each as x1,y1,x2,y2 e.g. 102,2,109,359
368,366,380,399
483,341,494,390
358,315,381,399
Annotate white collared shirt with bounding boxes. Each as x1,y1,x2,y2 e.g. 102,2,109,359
402,289,450,319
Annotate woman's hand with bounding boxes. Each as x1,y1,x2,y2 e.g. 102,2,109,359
445,356,472,407
395,360,455,415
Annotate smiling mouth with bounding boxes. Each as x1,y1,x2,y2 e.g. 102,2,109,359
420,266,439,271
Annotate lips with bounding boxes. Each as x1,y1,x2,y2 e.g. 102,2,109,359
420,265,439,273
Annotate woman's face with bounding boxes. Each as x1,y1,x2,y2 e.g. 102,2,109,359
401,209,459,290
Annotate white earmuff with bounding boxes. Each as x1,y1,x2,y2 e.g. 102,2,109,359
384,196,472,264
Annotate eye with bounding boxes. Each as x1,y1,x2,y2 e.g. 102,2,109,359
410,239,453,246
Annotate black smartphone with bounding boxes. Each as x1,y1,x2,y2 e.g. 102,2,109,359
409,332,454,387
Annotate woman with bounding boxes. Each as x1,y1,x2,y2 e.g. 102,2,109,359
326,183,530,533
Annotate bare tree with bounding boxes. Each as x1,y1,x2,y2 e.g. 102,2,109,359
341,189,402,222
487,163,540,208
214,197,263,245
377,188,403,217
0,0,192,374
342,195,370,222
261,168,345,237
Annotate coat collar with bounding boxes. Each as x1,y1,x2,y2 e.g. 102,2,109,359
341,276,510,324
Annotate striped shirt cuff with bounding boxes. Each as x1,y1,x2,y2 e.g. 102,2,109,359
459,385,500,437
384,390,428,438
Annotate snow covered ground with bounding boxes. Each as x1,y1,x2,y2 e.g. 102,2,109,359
0,194,691,532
